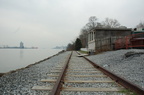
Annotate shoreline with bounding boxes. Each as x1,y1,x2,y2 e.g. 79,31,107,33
0,50,70,94
0,50,65,77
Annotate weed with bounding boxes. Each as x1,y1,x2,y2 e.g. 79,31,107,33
120,88,137,95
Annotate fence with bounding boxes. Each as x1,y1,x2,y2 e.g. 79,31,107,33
115,33,144,49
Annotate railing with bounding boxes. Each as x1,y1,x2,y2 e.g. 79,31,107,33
115,33,144,49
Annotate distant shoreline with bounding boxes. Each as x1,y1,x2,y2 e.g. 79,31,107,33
0,47,38,49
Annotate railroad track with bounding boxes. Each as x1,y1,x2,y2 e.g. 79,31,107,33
32,51,144,95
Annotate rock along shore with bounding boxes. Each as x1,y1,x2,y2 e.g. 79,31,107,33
0,50,71,94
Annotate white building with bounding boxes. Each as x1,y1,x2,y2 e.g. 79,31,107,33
88,30,95,52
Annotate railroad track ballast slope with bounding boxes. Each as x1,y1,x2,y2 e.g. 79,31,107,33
32,51,139,95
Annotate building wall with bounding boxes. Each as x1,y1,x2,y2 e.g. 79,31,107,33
87,28,132,52
95,30,131,38
88,40,95,52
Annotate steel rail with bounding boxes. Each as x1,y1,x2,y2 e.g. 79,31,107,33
82,55,144,95
49,51,73,95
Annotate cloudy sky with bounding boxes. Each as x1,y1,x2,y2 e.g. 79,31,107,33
0,0,144,48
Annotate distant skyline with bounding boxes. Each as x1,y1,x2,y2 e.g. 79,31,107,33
0,41,38,49
0,0,144,48
0,42,24,47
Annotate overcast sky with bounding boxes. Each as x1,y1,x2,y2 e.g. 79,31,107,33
0,0,144,48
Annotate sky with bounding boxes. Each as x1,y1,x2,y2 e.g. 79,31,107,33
0,0,144,48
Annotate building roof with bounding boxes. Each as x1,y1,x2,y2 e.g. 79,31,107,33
93,28,132,31
88,28,132,33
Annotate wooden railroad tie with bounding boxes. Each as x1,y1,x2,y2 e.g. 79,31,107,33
62,87,123,92
47,74,107,77
72,71,102,73
51,70,102,73
32,86,52,91
32,86,122,92
65,75,107,77
40,79,115,83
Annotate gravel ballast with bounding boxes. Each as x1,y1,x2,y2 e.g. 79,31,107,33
61,51,127,95
86,49,144,89
0,51,71,95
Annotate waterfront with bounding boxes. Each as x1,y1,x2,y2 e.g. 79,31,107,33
0,49,62,73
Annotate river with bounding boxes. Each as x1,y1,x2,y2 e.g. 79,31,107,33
0,49,62,73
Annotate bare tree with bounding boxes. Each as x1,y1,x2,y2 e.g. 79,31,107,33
96,22,103,28
86,16,98,30
79,26,88,48
66,42,75,51
79,16,103,48
89,16,98,27
102,18,121,28
136,21,144,28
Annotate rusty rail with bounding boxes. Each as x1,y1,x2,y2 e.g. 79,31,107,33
83,55,144,95
49,51,144,95
49,51,72,95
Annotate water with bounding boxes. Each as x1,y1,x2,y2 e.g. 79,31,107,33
0,49,62,73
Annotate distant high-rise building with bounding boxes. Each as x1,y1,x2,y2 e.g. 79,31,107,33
20,42,24,48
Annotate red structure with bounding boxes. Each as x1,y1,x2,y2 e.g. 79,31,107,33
115,33,144,49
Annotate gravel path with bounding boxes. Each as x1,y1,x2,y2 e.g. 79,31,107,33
0,51,71,95
61,51,128,95
86,49,144,89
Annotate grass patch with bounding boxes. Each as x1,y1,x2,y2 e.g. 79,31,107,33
79,50,88,54
120,89,137,95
